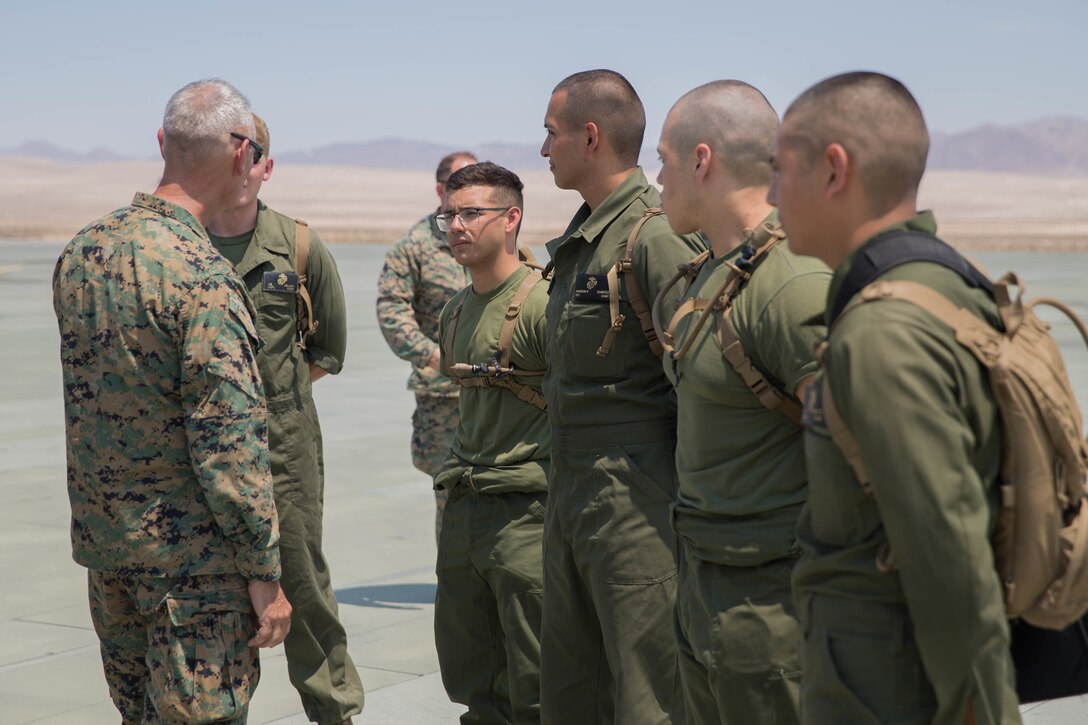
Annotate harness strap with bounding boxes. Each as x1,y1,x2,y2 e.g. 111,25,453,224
598,208,666,358
293,219,318,349
497,272,544,368
652,219,801,423
443,269,547,411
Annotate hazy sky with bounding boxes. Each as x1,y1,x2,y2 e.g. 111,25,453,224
3,0,1085,157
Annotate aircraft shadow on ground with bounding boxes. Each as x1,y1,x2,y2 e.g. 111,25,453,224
336,583,437,610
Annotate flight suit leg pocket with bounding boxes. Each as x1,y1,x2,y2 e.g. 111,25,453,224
592,444,679,586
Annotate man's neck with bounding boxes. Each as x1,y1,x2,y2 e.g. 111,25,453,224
831,199,920,269
207,200,260,237
580,165,638,212
152,182,221,228
469,253,524,296
703,188,773,258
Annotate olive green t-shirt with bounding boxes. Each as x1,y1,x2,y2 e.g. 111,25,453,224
435,265,550,494
665,216,830,565
208,229,254,268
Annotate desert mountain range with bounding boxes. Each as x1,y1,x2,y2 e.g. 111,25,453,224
5,117,1088,175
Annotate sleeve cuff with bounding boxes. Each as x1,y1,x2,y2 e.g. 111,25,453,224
234,543,281,582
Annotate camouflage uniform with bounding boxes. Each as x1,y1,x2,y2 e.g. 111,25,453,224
210,201,363,724
376,212,468,533
53,192,280,724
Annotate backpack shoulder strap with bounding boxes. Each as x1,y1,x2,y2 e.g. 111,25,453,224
497,272,544,369
651,250,712,358
824,278,1002,494
293,219,318,349
828,230,992,324
598,208,666,358
712,222,801,423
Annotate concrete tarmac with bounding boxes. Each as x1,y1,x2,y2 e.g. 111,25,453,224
1,239,1085,724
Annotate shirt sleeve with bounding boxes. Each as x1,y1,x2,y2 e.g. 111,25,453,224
376,236,437,368
302,232,347,375
634,216,707,316
831,301,1010,712
748,268,830,393
179,276,280,581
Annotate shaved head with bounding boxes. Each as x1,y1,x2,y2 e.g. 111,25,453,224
553,69,645,165
665,80,778,188
783,71,929,214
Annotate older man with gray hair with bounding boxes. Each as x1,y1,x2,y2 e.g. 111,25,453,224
53,78,290,724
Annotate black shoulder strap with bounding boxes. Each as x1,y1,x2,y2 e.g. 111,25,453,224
827,230,993,324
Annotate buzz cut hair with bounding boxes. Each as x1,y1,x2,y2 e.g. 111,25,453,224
783,71,929,214
666,80,779,188
553,69,645,165
253,113,269,154
436,151,478,183
162,78,254,160
445,161,524,212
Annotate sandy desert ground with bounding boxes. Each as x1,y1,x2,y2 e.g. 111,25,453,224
2,155,1086,250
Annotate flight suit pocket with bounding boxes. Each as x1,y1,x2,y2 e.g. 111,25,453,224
812,626,935,724
594,444,679,585
253,284,296,356
563,301,624,380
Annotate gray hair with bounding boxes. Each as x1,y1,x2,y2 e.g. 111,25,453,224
162,78,254,159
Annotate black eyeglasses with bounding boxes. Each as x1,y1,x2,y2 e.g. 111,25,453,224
230,132,265,165
435,207,510,232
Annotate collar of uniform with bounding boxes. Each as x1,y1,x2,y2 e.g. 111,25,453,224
545,167,650,259
130,192,208,241
230,200,291,277
825,209,939,320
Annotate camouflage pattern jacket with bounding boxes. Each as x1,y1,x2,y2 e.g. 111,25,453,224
53,192,280,581
376,212,468,397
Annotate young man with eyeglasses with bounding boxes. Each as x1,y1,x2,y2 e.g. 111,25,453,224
538,69,705,725
208,114,362,725
377,151,477,541
54,78,290,724
433,162,550,724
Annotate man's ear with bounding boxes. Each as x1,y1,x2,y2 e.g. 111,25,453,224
505,206,523,234
824,143,849,199
262,157,275,182
584,122,600,153
694,144,712,183
157,128,166,160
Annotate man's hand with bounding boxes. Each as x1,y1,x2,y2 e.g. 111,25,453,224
247,580,291,648
425,348,442,372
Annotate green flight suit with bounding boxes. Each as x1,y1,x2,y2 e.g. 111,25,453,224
434,265,550,724
794,212,1020,724
211,202,364,724
664,216,829,725
540,169,706,725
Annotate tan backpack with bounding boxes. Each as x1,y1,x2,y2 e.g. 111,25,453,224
821,231,1088,630
441,270,547,412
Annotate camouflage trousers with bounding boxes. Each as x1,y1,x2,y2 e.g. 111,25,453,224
412,393,459,539
88,569,257,725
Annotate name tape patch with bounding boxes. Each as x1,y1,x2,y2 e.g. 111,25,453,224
573,273,609,303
